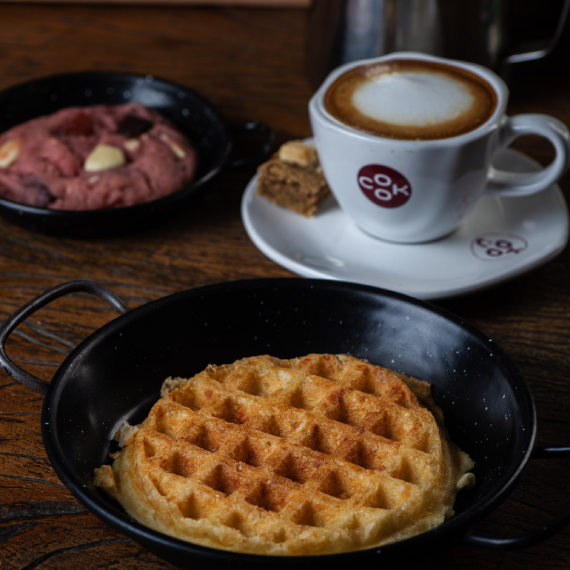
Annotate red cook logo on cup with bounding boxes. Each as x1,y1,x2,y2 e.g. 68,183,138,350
357,164,412,208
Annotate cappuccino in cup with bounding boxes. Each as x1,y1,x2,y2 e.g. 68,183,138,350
325,59,497,141
309,53,569,243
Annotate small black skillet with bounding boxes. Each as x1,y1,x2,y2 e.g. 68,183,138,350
0,278,569,568
0,72,273,237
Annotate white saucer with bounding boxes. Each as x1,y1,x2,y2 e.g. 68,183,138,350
241,147,569,300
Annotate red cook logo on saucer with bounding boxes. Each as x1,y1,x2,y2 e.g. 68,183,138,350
357,164,412,208
471,234,528,261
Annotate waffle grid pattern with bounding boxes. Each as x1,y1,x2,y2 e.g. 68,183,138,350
107,354,456,554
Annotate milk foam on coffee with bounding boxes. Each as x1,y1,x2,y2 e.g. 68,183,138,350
325,60,497,140
353,71,474,126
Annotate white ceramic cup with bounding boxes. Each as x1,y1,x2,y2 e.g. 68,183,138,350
309,52,570,243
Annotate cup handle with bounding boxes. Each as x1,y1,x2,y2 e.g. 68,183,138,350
485,114,570,197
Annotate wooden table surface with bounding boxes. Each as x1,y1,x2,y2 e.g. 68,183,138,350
0,4,569,569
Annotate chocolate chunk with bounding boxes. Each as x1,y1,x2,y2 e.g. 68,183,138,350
117,115,153,138
64,111,95,136
22,177,56,207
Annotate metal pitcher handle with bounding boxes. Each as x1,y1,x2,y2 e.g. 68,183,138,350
504,0,570,65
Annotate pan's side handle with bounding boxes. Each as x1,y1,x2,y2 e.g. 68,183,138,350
462,445,570,549
0,280,130,396
228,121,274,169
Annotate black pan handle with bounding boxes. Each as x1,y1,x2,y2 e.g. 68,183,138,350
462,444,570,549
0,280,130,396
229,121,274,169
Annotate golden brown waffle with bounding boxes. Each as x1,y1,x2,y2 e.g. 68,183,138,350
94,354,474,555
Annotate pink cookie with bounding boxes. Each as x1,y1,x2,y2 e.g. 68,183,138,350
0,103,198,210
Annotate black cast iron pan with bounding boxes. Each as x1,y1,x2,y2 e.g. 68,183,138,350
0,72,273,237
1,279,569,568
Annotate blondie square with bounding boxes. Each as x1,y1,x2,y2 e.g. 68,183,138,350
256,140,330,216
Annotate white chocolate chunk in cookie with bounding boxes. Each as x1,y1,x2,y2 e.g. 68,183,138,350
160,133,186,159
84,144,126,172
0,138,23,168
124,138,140,152
278,140,317,167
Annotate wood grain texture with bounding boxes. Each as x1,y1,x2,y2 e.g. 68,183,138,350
0,4,569,569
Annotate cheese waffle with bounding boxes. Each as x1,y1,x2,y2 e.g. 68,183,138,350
94,354,474,555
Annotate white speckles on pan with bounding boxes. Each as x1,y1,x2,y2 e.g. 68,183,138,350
21,279,540,566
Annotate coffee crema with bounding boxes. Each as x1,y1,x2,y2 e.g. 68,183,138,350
325,60,497,140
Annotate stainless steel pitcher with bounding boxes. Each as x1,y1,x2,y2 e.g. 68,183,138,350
307,0,570,85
